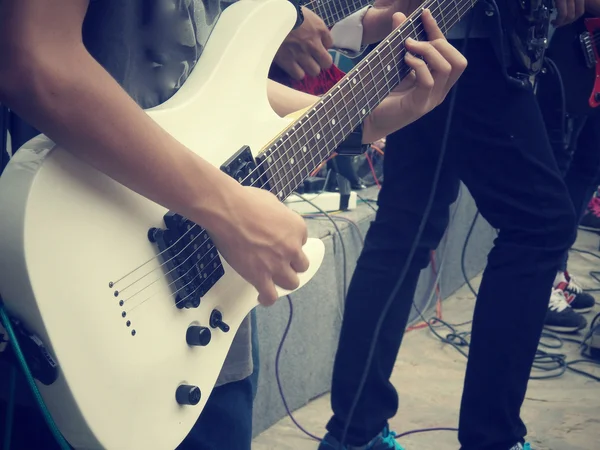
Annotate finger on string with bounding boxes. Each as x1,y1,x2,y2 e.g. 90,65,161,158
393,69,417,93
405,51,434,103
405,38,449,85
391,12,407,29
421,8,445,42
429,39,468,94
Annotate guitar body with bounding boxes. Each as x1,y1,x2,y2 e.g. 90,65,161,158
0,1,324,449
545,16,600,115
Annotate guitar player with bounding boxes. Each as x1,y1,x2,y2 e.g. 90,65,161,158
317,0,589,450
0,0,467,449
533,0,600,331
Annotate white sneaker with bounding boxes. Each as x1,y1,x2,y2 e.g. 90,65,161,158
545,289,587,333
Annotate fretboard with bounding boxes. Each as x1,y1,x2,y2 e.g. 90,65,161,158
305,0,373,28
253,0,477,200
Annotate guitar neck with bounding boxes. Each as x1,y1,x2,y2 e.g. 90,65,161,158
303,0,373,28
255,0,477,200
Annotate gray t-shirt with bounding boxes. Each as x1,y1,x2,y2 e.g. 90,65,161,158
82,0,253,387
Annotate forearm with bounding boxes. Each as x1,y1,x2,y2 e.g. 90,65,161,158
586,0,600,15
267,79,319,116
0,46,242,230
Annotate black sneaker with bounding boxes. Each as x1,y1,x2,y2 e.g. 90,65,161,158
559,274,596,314
545,288,587,333
579,196,600,232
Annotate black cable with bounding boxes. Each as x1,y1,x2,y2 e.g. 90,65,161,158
296,193,348,301
412,298,600,381
569,247,600,293
274,295,323,441
275,298,460,442
339,24,474,446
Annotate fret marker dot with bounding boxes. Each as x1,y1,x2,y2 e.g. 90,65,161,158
278,192,283,198
317,133,321,139
387,65,391,71
267,156,272,163
290,158,295,164
352,79,357,84
362,109,366,115
302,146,307,152
331,119,336,125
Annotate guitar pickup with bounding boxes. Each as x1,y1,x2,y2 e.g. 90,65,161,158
148,212,224,309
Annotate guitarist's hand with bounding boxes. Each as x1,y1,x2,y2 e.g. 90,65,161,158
361,0,423,45
554,0,585,26
363,10,467,142
274,7,333,80
206,186,310,306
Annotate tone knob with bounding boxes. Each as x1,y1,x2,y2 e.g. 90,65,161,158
176,385,201,406
186,326,211,346
209,309,230,333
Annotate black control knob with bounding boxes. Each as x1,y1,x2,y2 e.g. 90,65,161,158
175,385,201,406
186,326,211,346
209,309,230,333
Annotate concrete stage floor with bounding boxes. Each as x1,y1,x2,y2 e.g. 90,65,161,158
252,230,600,450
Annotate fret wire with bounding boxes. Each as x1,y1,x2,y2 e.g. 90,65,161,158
290,124,305,187
266,0,468,186
322,0,336,28
252,0,476,196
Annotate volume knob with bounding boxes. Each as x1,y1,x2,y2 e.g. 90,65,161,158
186,326,211,346
175,385,201,406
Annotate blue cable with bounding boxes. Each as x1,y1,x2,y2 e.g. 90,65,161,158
0,304,71,450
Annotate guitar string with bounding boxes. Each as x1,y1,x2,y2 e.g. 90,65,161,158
302,0,360,28
119,231,217,302
251,0,472,195
107,0,371,291
236,0,468,190
115,0,467,299
121,1,472,313
127,253,222,313
113,0,470,304
115,229,208,295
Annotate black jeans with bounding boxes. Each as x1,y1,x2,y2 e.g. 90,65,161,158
537,70,600,271
326,39,577,450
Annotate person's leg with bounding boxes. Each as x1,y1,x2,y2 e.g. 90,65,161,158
177,376,254,450
450,40,577,450
322,53,463,447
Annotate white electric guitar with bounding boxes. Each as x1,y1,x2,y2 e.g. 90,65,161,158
0,0,476,448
